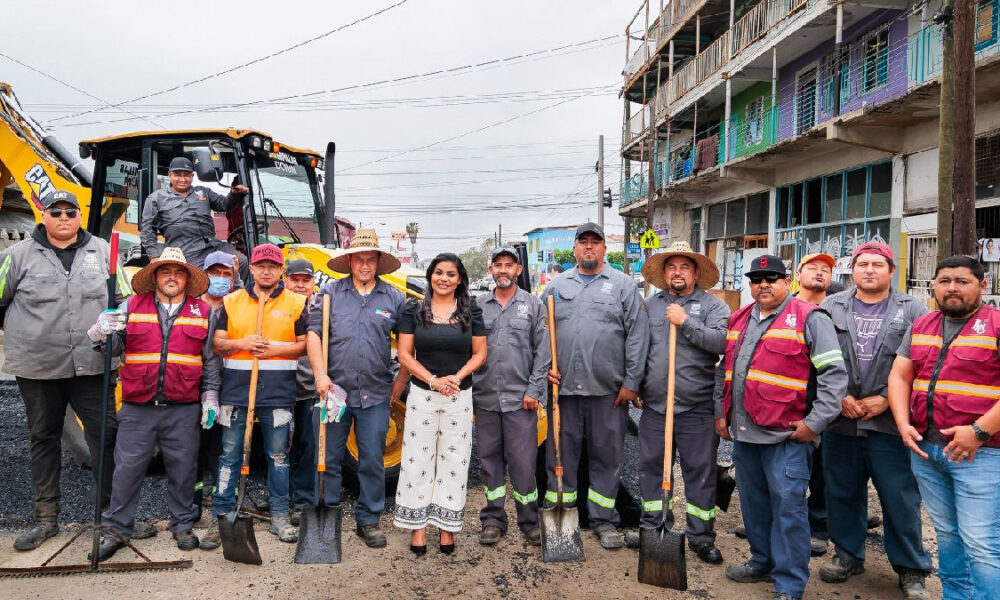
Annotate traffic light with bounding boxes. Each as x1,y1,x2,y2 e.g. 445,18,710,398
602,188,613,208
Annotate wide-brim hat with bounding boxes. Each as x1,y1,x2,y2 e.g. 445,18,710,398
132,247,210,297
327,228,401,276
641,241,720,290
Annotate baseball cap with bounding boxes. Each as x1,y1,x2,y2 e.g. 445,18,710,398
797,253,835,271
169,156,195,172
203,250,237,271
575,222,605,241
745,254,788,278
490,247,519,263
851,241,894,265
41,190,80,209
250,243,283,265
284,258,315,276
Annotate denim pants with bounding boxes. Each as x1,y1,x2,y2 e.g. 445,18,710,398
290,400,317,509
910,441,1000,600
318,400,390,526
823,431,931,573
733,439,813,598
212,407,292,516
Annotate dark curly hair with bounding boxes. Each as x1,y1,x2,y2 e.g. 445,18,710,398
419,253,472,330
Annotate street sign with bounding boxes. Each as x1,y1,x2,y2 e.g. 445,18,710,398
626,242,641,259
639,229,660,249
390,231,407,240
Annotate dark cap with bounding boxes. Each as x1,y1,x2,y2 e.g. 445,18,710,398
490,247,519,263
745,254,788,278
41,190,80,209
284,258,315,276
169,156,194,172
575,222,605,241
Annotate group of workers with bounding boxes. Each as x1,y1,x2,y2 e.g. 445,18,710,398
0,154,997,600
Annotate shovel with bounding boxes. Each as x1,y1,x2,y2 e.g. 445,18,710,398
220,292,267,565
540,295,585,563
638,323,687,590
716,463,737,513
295,294,342,564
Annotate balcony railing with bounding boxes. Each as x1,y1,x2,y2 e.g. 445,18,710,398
651,0,705,45
696,31,730,81
622,106,651,148
625,40,655,79
620,171,649,206
732,0,808,55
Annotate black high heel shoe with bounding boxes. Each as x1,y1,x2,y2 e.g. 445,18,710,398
439,533,455,554
410,544,427,556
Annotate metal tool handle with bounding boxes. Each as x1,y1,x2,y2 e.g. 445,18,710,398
240,292,267,476
546,295,564,497
662,323,677,493
317,295,330,475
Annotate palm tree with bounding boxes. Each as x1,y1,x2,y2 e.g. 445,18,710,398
406,222,419,264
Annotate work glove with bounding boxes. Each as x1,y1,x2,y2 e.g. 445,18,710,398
315,383,347,424
201,392,220,429
87,309,125,342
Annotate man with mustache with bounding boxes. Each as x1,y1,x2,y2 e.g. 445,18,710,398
474,247,549,546
889,255,1000,600
715,254,846,600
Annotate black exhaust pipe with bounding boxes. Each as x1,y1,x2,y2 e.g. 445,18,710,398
322,142,337,248
42,135,92,186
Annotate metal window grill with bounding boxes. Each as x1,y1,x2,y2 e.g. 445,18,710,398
976,129,1000,200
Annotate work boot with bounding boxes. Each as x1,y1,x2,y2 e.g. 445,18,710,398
524,528,541,546
819,553,865,583
289,507,302,527
87,537,124,563
810,536,828,556
356,524,387,548
132,520,158,540
173,529,199,551
596,528,624,549
898,569,931,600
623,528,640,549
774,594,801,600
690,541,724,564
269,513,298,543
479,525,503,546
726,562,773,583
734,525,747,539
199,517,221,550
868,514,883,529
13,521,59,552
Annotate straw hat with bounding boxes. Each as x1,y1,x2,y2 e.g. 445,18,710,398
131,247,210,297
641,241,720,290
326,229,401,276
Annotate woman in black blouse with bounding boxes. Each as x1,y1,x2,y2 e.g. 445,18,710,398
393,253,487,554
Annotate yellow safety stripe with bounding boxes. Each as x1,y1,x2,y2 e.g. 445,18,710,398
128,313,159,324
685,503,717,521
915,378,1000,400
641,497,676,512
174,316,209,329
746,369,808,391
726,330,740,341
483,485,506,501
512,488,538,505
588,488,616,509
951,336,999,350
116,267,132,297
124,352,202,365
544,490,578,504
0,255,12,299
811,349,844,369
911,334,943,348
724,369,733,382
761,328,805,344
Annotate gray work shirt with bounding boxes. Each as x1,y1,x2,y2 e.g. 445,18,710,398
296,295,320,403
472,288,550,412
308,277,406,409
641,287,729,414
104,295,221,397
713,295,847,445
0,232,129,379
140,185,241,258
541,265,649,396
822,289,926,437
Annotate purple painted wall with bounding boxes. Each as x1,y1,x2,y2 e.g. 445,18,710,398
776,10,907,141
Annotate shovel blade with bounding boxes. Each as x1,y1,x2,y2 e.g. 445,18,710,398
540,506,585,563
220,511,262,565
716,465,737,513
294,505,342,564
637,526,687,590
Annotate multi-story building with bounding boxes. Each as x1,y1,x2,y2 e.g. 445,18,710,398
619,0,1000,303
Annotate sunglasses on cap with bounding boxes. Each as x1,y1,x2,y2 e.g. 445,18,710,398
46,208,79,219
748,273,782,285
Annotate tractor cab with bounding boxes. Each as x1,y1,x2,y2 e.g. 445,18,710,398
78,129,330,263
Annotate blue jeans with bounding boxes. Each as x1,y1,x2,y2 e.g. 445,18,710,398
733,439,812,598
212,407,292,516
318,400,390,526
910,441,1000,600
823,431,931,573
290,401,317,508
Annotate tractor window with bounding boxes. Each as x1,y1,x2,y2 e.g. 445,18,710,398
98,157,142,248
250,151,320,245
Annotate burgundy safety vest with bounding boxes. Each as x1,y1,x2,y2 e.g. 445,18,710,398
908,305,1000,447
119,293,210,404
722,297,818,429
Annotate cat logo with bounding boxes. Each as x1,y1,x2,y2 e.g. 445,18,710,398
24,164,57,212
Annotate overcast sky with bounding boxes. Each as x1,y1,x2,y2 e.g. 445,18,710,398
4,0,632,255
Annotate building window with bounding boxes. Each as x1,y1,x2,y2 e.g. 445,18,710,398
862,26,890,93
820,46,850,113
976,0,998,50
977,130,1000,200
705,193,771,290
746,97,764,145
795,67,818,135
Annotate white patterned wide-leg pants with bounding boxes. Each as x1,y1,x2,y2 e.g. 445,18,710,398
393,383,473,532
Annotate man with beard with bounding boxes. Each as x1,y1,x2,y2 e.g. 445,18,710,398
820,242,932,599
542,222,649,550
87,248,216,561
638,242,729,563
889,255,1000,600
474,247,549,546
716,254,846,600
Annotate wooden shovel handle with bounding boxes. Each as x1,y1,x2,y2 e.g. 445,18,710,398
240,291,267,476
546,295,562,475
662,323,677,492
318,294,330,472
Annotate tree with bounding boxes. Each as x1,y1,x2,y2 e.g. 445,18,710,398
554,249,575,266
607,251,625,267
406,222,419,263
458,237,496,281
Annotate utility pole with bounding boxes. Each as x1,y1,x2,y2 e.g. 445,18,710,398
936,0,976,262
597,135,605,229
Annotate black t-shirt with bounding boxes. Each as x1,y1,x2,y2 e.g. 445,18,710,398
398,299,487,390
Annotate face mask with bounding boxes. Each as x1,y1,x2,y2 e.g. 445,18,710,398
208,277,233,297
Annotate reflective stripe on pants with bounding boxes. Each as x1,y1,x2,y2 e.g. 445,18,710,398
475,406,539,533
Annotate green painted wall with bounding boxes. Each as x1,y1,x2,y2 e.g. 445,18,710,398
723,82,776,160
